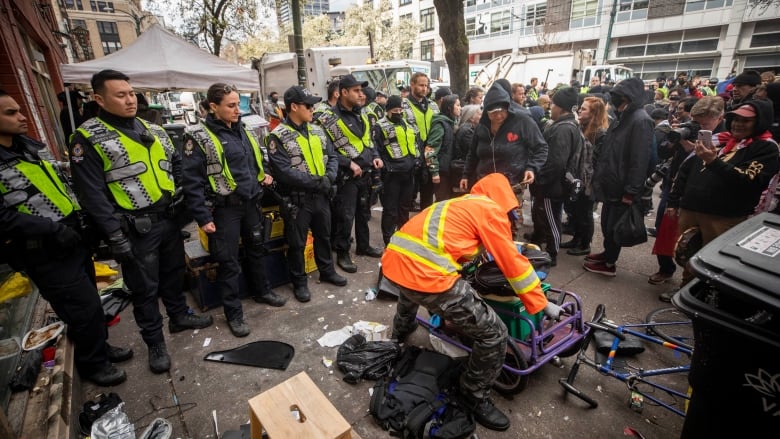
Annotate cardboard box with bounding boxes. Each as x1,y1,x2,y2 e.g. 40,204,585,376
249,372,353,439
196,206,285,252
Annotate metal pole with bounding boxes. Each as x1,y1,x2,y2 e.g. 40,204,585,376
291,0,306,87
603,0,618,64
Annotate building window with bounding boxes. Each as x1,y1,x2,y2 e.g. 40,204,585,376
617,0,648,22
400,0,412,5
97,21,121,55
751,33,780,48
681,39,718,52
570,0,600,28
490,10,511,34
466,17,477,36
420,39,434,61
616,37,719,58
400,13,412,22
616,45,645,57
685,0,733,12
90,1,114,12
64,0,85,9
523,2,546,36
420,7,435,32
70,19,87,30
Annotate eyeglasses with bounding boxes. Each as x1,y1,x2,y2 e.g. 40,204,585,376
487,107,507,114
221,84,238,93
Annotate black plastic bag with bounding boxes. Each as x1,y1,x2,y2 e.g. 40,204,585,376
336,334,401,384
613,203,647,247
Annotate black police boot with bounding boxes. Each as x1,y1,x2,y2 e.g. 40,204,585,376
319,272,347,287
227,318,251,337
148,343,171,374
168,310,214,333
356,246,383,258
85,363,127,387
559,239,577,249
106,344,134,363
253,289,287,307
337,252,357,273
293,285,311,303
463,395,510,431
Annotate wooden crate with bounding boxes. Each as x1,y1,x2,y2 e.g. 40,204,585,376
248,372,353,439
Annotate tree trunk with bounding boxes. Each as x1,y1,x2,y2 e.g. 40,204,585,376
433,0,469,98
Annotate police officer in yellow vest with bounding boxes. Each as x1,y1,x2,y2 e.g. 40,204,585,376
316,74,384,273
372,95,420,245
0,89,133,387
266,86,347,302
181,83,284,337
69,70,213,374
402,72,437,210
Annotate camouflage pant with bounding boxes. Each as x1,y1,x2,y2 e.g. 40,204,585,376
392,278,508,400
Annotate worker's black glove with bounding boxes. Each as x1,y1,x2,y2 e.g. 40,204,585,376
54,223,82,249
107,230,134,264
316,176,331,194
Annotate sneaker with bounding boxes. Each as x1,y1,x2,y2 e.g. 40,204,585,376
168,310,214,333
567,246,591,256
583,261,617,277
85,363,127,387
252,290,286,307
148,343,171,374
648,272,674,285
228,318,251,337
106,344,133,363
647,227,657,237
293,285,311,303
659,288,679,303
463,396,510,431
584,252,607,263
336,252,357,273
559,239,577,249
319,272,347,287
356,246,383,258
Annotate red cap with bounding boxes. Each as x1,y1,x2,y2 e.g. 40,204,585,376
729,105,756,118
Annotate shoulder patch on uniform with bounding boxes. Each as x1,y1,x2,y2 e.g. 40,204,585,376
184,139,194,156
70,143,84,163
268,137,278,154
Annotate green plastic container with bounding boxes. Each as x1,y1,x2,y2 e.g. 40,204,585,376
484,296,543,340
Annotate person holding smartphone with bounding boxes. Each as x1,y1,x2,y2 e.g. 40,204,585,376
665,99,779,296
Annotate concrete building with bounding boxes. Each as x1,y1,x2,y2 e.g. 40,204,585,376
279,0,331,25
387,0,779,83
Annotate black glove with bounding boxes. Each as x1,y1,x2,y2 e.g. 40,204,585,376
107,230,134,264
54,223,82,249
316,176,331,194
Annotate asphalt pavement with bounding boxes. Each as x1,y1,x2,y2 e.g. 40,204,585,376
81,194,688,439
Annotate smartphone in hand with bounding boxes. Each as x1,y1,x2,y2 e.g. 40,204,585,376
698,129,713,149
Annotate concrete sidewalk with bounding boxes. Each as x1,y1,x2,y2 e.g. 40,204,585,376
80,204,686,439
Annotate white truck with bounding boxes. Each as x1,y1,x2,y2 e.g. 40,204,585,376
473,50,633,89
254,46,431,98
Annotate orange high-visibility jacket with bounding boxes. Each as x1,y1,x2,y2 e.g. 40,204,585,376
382,173,548,314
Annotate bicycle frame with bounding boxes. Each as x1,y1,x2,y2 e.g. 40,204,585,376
560,305,692,417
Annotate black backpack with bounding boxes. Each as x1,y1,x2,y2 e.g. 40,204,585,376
369,346,475,439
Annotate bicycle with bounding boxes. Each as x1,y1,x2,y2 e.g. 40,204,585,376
559,304,693,417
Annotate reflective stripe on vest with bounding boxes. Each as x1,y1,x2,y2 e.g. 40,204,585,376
187,123,266,195
0,158,77,220
402,98,434,141
378,119,417,160
78,117,175,210
317,109,368,159
271,123,327,176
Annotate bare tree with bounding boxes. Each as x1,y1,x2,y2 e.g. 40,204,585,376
433,0,468,97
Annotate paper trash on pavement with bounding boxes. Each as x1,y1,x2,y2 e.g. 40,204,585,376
317,326,354,347
352,320,388,342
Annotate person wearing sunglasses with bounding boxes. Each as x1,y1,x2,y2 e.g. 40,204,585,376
266,86,347,302
69,70,213,373
181,83,281,338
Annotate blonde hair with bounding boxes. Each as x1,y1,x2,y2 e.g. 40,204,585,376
690,96,724,118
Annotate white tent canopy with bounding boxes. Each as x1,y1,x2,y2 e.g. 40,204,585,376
60,24,259,91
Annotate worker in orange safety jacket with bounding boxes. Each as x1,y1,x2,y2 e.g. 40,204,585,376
381,172,562,432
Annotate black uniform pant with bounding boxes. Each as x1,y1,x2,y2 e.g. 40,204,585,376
333,175,372,254
122,216,189,346
23,243,109,376
283,192,337,287
208,200,269,321
531,196,564,259
380,170,414,245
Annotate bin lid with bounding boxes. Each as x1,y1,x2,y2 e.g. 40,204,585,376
688,212,780,312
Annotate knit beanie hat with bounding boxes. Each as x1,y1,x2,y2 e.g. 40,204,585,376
552,87,578,113
386,95,403,111
732,70,761,86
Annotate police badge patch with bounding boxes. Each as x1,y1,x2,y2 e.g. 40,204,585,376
184,139,194,156
71,143,84,163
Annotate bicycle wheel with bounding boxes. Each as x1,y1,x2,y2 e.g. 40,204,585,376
493,339,530,395
645,307,694,351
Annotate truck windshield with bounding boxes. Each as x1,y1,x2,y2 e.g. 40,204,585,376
349,67,418,96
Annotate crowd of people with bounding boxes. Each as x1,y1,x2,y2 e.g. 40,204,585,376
2,66,778,433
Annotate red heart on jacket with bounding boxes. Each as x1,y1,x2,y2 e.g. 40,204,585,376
507,132,518,142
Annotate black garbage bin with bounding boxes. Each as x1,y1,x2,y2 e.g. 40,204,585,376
671,212,780,437
163,123,187,156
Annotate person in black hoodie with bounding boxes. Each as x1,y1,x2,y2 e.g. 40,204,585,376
666,99,779,287
584,77,653,276
459,83,548,239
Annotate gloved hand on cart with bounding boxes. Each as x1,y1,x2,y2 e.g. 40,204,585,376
543,302,563,321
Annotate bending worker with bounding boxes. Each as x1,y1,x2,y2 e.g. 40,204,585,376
383,172,561,432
